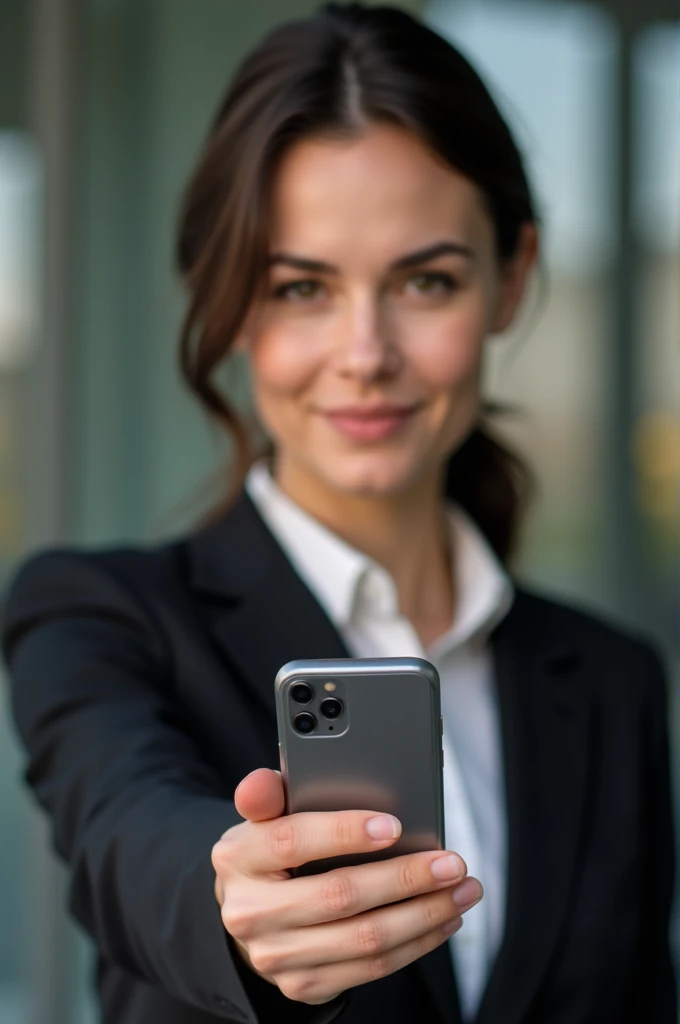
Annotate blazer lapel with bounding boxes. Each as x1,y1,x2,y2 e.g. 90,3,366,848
475,590,593,1024
186,492,350,724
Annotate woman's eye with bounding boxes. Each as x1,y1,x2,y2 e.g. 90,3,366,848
272,279,324,302
406,272,457,296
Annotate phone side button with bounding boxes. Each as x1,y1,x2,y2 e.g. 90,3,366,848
442,747,445,765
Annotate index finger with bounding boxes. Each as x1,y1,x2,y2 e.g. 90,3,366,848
226,810,403,874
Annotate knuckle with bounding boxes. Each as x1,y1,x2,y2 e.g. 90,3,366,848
278,973,317,1004
366,951,395,982
354,917,387,956
248,942,283,977
331,814,355,850
424,896,445,929
396,857,421,897
211,827,241,872
268,820,299,862
319,871,359,915
221,901,255,941
210,840,230,875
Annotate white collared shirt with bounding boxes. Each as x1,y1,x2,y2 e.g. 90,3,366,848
246,462,512,1021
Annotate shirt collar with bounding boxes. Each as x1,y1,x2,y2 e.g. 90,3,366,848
245,461,369,626
431,505,514,654
245,460,514,648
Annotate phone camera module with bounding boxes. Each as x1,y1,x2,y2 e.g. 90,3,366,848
293,712,317,735
291,683,313,705
319,697,343,720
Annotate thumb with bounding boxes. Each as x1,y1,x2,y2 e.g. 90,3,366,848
234,767,285,822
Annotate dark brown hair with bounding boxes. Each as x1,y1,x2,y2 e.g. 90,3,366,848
176,2,536,562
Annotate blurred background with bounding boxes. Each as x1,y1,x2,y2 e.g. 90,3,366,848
0,0,677,1020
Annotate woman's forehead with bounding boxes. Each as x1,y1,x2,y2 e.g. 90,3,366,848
267,124,490,263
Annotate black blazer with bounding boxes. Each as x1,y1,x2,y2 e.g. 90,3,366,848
2,493,675,1024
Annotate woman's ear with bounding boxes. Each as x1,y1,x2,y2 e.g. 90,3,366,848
490,222,539,334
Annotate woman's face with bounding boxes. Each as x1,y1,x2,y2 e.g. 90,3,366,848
242,123,536,498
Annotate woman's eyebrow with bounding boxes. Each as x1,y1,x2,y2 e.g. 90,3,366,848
390,241,474,269
269,253,337,273
268,240,474,275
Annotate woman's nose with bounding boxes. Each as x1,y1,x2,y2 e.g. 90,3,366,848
335,299,401,383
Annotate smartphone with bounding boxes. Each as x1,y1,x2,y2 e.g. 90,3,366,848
275,657,445,875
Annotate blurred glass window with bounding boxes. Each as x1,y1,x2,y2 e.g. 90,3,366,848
427,0,618,606
0,130,41,1024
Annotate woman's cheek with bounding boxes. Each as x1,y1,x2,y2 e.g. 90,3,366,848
404,315,485,388
250,326,324,395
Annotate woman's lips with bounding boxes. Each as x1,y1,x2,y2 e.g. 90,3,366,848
320,405,422,442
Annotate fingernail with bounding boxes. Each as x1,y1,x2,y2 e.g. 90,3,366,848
452,878,483,910
430,854,464,882
442,919,461,937
365,815,401,840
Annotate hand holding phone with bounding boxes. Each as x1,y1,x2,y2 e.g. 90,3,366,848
211,658,483,1005
212,768,482,1005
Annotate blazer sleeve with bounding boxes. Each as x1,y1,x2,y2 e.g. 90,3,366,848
626,640,677,1023
1,549,346,1024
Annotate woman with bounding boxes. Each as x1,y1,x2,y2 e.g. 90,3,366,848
2,5,674,1024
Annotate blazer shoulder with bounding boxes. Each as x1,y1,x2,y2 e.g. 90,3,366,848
1,539,184,663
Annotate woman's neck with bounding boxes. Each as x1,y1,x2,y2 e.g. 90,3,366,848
274,458,456,647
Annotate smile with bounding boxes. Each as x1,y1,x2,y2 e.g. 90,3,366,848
319,404,423,442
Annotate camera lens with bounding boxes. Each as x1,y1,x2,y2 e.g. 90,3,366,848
293,712,317,735
291,683,313,704
319,697,343,720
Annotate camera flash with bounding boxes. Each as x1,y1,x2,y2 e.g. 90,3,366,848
323,682,336,692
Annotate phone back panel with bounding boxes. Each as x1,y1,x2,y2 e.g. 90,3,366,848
275,657,444,874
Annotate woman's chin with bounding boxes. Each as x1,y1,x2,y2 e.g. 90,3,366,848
311,451,427,499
